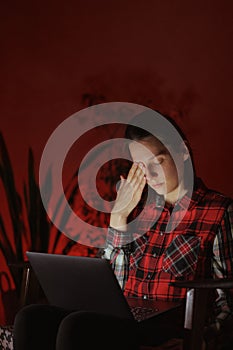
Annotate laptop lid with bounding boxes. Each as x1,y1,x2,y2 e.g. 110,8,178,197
26,252,181,322
26,252,134,320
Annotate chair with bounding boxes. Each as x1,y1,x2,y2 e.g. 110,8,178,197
141,279,233,350
170,279,233,350
8,261,45,309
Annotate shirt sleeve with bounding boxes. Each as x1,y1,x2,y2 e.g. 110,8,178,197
212,202,233,327
102,224,149,289
102,226,132,289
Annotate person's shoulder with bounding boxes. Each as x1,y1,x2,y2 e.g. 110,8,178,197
195,178,233,208
206,189,233,208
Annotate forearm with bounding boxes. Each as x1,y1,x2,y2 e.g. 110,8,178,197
110,213,127,231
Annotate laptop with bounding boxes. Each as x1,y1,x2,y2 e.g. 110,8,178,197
26,251,181,322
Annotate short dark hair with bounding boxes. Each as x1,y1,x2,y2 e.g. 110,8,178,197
125,110,188,147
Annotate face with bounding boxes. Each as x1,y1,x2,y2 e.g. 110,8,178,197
129,136,188,201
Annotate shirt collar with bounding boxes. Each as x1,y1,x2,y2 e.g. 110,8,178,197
145,177,208,211
174,177,207,211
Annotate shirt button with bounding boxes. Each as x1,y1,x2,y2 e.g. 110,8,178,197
153,253,157,257
147,273,152,279
143,295,147,300
160,232,164,236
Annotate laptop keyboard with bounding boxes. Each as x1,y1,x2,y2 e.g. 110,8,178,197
130,306,158,322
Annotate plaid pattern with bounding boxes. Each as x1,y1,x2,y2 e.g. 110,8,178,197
163,234,201,277
103,178,233,306
104,243,130,289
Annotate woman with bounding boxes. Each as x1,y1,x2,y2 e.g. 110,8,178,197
14,109,233,349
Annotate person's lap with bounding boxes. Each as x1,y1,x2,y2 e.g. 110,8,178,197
13,304,184,350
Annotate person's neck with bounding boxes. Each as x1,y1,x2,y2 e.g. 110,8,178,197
165,182,188,205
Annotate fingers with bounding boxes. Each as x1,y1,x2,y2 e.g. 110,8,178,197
117,175,125,191
113,163,146,218
127,162,145,186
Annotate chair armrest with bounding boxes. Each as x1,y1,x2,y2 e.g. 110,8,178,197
170,278,233,289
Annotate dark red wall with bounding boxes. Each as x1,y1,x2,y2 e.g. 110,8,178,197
1,0,233,195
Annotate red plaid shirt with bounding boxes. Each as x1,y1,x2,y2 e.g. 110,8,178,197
104,178,233,307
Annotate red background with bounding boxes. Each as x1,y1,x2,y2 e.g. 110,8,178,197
0,0,233,324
